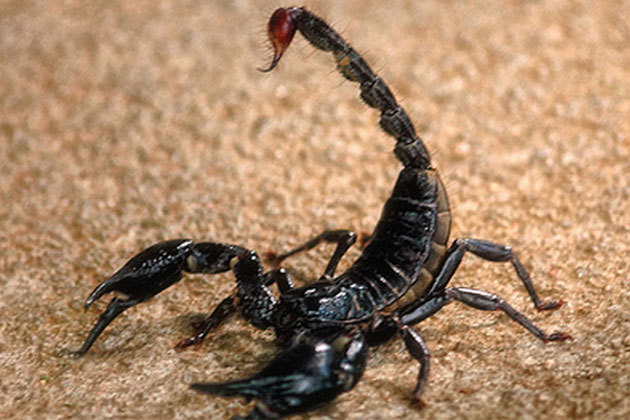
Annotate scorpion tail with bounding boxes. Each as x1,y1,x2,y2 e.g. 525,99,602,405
261,7,432,170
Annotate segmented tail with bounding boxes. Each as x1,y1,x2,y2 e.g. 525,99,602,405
261,7,431,170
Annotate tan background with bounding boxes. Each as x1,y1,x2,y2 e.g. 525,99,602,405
1,0,628,419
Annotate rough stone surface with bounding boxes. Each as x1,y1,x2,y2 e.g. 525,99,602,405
1,1,628,419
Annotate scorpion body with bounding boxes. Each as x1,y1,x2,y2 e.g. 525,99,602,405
76,7,570,419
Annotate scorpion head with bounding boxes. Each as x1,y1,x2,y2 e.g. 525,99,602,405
273,288,325,342
273,282,356,344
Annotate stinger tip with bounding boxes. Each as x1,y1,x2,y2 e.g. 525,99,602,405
257,53,282,73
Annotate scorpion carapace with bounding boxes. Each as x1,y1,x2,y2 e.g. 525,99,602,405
76,6,571,419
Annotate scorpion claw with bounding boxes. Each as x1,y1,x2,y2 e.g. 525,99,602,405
78,241,247,355
193,329,367,418
77,240,196,355
258,8,298,72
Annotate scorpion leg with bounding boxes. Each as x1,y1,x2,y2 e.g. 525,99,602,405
77,239,248,355
175,268,293,351
266,229,357,279
425,238,564,311
398,287,571,342
365,317,430,404
400,325,431,406
392,254,571,400
192,328,368,419
390,286,570,403
174,295,237,351
398,238,573,341
444,287,572,342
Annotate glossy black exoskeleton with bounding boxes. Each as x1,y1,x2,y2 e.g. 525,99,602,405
76,7,571,419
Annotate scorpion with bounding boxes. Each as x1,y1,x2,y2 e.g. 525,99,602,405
76,7,571,419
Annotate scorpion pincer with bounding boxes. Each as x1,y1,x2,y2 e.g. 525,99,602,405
76,7,571,419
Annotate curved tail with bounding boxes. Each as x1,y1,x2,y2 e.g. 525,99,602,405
261,7,431,170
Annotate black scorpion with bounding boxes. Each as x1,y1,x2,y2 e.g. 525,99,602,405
76,7,571,419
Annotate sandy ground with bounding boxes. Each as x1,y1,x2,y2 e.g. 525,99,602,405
1,0,628,419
